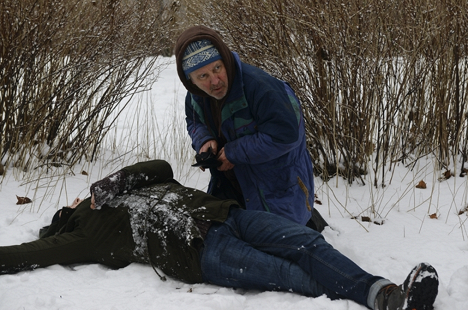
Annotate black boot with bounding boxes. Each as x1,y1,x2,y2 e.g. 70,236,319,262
306,208,329,232
374,262,439,310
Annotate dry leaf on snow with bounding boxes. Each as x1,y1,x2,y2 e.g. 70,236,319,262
16,195,32,205
416,180,427,189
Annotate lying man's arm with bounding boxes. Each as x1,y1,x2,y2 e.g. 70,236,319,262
91,159,174,209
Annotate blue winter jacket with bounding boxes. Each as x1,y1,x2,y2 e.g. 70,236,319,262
185,52,314,225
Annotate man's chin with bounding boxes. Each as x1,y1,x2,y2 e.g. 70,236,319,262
211,89,227,100
211,94,225,100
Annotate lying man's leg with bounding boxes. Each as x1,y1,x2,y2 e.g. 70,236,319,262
201,219,342,299
201,207,438,310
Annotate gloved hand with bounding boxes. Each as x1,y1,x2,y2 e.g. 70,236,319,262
191,147,220,169
90,170,126,210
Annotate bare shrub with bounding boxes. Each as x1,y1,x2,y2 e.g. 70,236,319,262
0,0,179,175
186,0,468,186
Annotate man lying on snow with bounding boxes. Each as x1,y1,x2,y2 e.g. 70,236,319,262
0,160,438,310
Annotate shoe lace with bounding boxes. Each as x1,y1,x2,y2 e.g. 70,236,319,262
379,284,399,310
382,284,399,296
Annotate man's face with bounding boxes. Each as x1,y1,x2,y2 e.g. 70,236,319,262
189,60,228,100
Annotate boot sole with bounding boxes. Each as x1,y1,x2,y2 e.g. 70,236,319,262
404,263,439,310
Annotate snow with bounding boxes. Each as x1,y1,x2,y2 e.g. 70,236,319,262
1,57,468,310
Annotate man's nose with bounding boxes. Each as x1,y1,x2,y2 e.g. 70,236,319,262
210,74,220,85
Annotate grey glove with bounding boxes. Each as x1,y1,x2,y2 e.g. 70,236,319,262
90,170,126,209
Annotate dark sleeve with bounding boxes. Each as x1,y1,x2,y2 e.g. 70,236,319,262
90,160,174,210
121,159,174,190
90,170,127,210
185,93,215,153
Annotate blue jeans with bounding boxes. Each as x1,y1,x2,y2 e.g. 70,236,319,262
200,208,391,309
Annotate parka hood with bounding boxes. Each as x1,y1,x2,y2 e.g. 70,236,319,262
174,25,236,97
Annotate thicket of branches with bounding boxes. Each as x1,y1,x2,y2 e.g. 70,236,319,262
0,0,179,175
188,0,468,186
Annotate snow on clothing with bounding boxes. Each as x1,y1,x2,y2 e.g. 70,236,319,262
175,25,314,225
0,160,235,284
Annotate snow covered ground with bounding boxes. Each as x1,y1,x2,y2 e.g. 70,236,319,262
1,58,467,310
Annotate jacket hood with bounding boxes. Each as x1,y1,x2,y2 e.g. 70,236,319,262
174,25,236,97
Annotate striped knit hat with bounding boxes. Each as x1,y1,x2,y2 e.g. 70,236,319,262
182,40,222,79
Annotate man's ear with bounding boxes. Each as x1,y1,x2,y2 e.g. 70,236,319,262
189,79,202,91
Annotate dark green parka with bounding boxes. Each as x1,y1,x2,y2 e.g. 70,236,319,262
1,160,238,283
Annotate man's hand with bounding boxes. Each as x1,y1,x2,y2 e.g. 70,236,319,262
217,147,235,171
199,140,218,171
59,197,83,217
200,140,218,155
70,198,83,209
90,193,96,210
